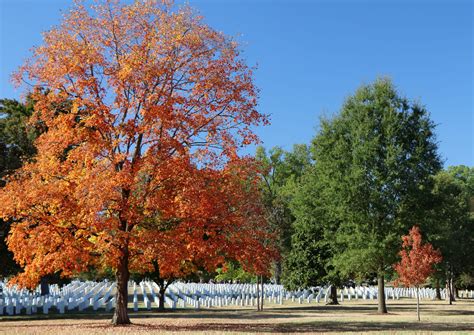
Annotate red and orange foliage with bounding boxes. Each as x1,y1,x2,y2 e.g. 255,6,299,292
393,226,442,288
0,0,275,323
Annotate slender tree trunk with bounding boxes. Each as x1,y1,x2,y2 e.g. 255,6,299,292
377,274,388,314
447,265,456,304
416,286,420,321
450,276,456,302
447,279,453,305
435,279,441,300
328,284,339,305
256,276,260,311
260,275,264,311
274,261,282,285
112,245,131,325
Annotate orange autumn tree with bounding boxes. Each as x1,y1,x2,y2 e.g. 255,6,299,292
0,0,276,325
132,160,278,310
393,226,442,321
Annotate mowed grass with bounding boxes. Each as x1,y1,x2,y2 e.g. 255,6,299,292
1,298,473,334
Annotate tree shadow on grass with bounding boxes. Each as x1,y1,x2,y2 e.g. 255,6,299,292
2,320,473,334
1,303,473,329
90,321,474,333
432,308,474,316
1,303,471,320
0,308,305,322
273,302,474,316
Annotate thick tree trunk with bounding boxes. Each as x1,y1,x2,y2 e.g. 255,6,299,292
328,284,339,305
150,262,171,312
40,276,50,296
435,279,441,300
158,285,166,311
112,246,131,325
416,286,420,321
377,274,388,313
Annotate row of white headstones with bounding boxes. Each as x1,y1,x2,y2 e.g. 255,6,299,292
0,280,472,315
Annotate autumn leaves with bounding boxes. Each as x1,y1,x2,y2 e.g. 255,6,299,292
0,0,274,324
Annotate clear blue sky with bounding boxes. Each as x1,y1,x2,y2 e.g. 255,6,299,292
1,0,472,167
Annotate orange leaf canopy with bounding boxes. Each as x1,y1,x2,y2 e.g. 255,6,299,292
0,0,275,288
393,226,442,288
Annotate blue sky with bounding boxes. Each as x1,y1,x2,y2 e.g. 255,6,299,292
1,0,472,166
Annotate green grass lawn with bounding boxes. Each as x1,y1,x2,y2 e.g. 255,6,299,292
1,298,473,334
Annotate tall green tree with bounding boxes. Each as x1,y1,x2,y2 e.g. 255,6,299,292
256,144,311,284
308,78,441,313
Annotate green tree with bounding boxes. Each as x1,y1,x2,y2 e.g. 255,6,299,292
215,261,255,283
426,166,474,302
0,98,37,278
282,168,322,291
0,95,68,284
282,164,341,304
255,144,311,284
0,98,37,180
308,78,441,313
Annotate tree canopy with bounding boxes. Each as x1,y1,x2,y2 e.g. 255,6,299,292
394,226,442,288
425,166,474,296
0,98,39,278
0,98,37,182
256,144,311,283
288,78,442,312
394,225,442,320
0,0,275,324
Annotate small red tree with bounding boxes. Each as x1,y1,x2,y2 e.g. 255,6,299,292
393,226,442,321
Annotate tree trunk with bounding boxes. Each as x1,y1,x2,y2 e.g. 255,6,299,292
260,275,264,311
450,276,456,302
447,279,453,305
416,286,420,321
112,246,131,325
446,265,456,304
328,284,339,305
274,261,282,285
158,285,166,311
40,276,50,296
435,279,441,300
377,274,388,313
256,276,260,311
